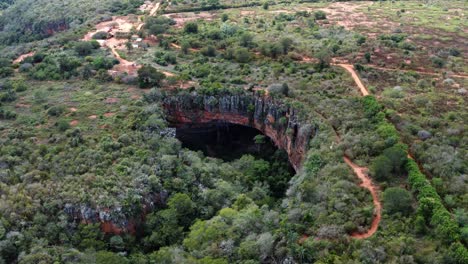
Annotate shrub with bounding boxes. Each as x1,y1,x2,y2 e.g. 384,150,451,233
47,105,66,116
19,63,33,72
371,155,392,180
201,46,216,57
92,31,109,40
154,51,177,66
383,187,413,215
221,13,228,22
0,66,14,78
234,48,251,63
56,119,71,131
382,144,407,174
430,56,445,68
267,83,289,97
0,108,17,119
314,11,327,20
92,57,118,70
184,22,198,33
137,65,165,88
145,16,175,35
74,41,98,56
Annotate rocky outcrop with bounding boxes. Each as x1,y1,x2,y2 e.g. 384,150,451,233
163,92,315,171
64,191,168,235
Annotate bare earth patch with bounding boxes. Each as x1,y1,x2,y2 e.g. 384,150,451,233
88,115,98,119
70,120,79,126
163,12,217,28
82,1,162,77
13,52,35,64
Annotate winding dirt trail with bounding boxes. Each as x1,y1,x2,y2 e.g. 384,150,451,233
344,156,381,239
335,62,381,238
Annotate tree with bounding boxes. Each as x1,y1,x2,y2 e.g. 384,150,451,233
125,41,133,52
280,37,293,54
201,45,216,57
234,48,251,63
262,2,269,10
371,155,392,180
314,47,331,70
75,41,95,56
92,31,109,40
382,144,407,174
168,193,196,227
221,13,228,22
95,251,129,264
144,209,183,249
365,52,371,63
137,65,165,88
268,83,289,97
184,22,198,34
181,41,190,54
110,235,125,251
314,11,327,20
383,187,413,215
239,33,254,48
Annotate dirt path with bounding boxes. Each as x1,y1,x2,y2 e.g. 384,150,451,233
311,59,380,238
344,156,381,239
314,109,381,239
333,61,381,238
334,64,370,96
83,1,164,77
149,2,161,16
13,52,35,64
366,64,468,79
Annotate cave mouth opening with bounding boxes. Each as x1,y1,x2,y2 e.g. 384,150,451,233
173,121,295,198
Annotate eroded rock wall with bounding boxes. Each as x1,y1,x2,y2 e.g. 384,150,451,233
164,93,315,171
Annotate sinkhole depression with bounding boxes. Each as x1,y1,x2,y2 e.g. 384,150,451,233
175,121,289,162
163,92,316,172
173,121,296,198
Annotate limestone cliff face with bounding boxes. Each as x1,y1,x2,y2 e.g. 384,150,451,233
164,93,315,171
64,191,168,235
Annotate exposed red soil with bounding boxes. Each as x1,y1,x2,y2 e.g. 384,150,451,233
69,107,78,112
88,115,98,119
70,120,79,126
13,52,35,64
83,1,163,77
304,59,380,239
317,1,379,31
170,42,200,52
334,63,370,96
15,103,31,108
163,11,216,28
104,112,115,118
344,156,381,239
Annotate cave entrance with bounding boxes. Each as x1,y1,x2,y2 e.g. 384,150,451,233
174,121,295,198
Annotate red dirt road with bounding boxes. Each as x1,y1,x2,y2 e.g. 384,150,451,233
335,64,370,96
344,156,381,239
13,52,35,64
